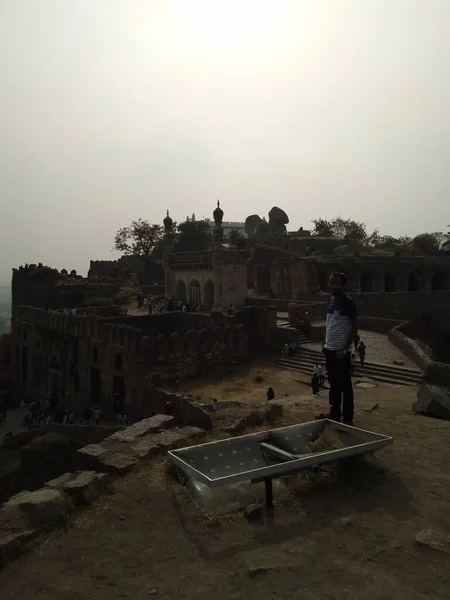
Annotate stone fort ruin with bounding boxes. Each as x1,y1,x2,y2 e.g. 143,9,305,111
8,202,450,421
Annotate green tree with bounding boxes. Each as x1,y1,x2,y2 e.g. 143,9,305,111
312,217,367,243
113,220,163,263
227,229,247,249
311,218,334,237
367,230,412,251
173,219,212,252
411,232,445,256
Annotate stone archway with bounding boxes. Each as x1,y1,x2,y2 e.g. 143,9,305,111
189,279,201,304
175,279,187,301
255,264,271,293
360,269,379,293
203,279,215,305
384,271,399,292
431,270,450,291
408,269,426,291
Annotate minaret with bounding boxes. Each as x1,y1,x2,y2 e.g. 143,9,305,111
163,210,173,297
213,200,224,249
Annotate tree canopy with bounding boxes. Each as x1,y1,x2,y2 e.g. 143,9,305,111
173,219,212,252
227,229,247,250
310,217,449,256
113,219,163,262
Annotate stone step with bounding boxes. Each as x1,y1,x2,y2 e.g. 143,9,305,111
295,347,423,377
275,357,423,386
277,353,423,383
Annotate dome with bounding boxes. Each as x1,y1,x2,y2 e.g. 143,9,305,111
213,200,224,224
163,210,173,230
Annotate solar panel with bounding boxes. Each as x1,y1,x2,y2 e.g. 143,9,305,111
169,419,393,488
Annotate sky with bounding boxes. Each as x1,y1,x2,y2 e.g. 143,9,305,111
1,0,450,281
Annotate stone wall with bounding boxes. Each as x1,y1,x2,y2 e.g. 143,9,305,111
11,305,249,421
12,266,123,313
389,325,450,386
280,255,450,295
88,257,164,285
271,257,321,299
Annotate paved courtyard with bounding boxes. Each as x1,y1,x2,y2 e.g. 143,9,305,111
303,327,418,369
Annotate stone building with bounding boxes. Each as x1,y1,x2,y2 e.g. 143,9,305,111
163,202,248,309
11,305,251,421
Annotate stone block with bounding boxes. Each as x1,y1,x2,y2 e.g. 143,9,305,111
416,529,450,554
98,452,137,474
1,489,67,531
62,471,110,505
44,473,73,490
0,529,38,569
413,384,450,420
155,427,205,450
265,403,282,421
131,438,162,459
106,414,175,444
77,443,110,470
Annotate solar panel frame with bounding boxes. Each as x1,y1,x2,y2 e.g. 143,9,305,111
168,419,393,488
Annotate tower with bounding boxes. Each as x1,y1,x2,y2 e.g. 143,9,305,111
163,210,173,297
213,200,224,249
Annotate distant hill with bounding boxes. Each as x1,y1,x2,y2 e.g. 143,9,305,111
0,283,11,335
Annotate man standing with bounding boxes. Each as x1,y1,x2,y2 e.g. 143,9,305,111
323,272,358,425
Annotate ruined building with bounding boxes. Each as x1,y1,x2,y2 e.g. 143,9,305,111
10,202,265,420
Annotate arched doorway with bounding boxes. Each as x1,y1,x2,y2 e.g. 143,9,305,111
203,279,215,305
48,355,60,405
384,271,399,292
408,270,425,291
431,270,450,291
189,279,201,304
360,270,379,293
175,279,187,301
255,264,271,293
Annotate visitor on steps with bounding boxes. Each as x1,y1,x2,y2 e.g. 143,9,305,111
322,272,358,426
358,341,366,367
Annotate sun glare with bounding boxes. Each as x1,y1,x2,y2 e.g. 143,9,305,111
171,0,283,51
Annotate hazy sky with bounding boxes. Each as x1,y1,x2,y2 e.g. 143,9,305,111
1,0,450,280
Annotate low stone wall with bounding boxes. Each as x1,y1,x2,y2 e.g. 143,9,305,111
389,326,450,386
358,316,406,334
139,389,213,430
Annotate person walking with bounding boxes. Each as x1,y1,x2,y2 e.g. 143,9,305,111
358,340,366,367
322,272,358,425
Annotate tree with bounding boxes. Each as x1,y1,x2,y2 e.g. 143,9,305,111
173,219,212,252
113,220,163,263
367,230,412,251
227,229,247,250
311,218,334,237
311,217,367,243
411,232,445,256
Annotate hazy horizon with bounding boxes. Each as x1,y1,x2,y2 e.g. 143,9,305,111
1,0,450,280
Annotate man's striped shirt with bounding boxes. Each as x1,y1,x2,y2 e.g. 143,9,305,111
324,294,357,351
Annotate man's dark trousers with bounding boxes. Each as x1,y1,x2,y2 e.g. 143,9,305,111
324,349,354,423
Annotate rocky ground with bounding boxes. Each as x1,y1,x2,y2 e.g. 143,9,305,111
0,367,449,600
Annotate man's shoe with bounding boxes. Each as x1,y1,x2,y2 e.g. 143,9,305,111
343,420,353,427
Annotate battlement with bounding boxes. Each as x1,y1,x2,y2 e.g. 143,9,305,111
12,306,142,349
12,264,79,279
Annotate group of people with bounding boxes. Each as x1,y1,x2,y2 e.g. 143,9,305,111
311,363,327,394
136,293,203,315
281,341,298,358
19,399,108,430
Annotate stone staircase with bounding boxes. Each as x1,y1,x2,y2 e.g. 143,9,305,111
275,346,424,386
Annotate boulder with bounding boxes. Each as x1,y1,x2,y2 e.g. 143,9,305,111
244,504,264,523
244,214,264,236
1,489,67,531
131,439,162,459
62,471,109,505
268,206,289,224
44,473,73,490
413,384,450,421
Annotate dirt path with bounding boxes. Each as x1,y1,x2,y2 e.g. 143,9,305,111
1,380,449,600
